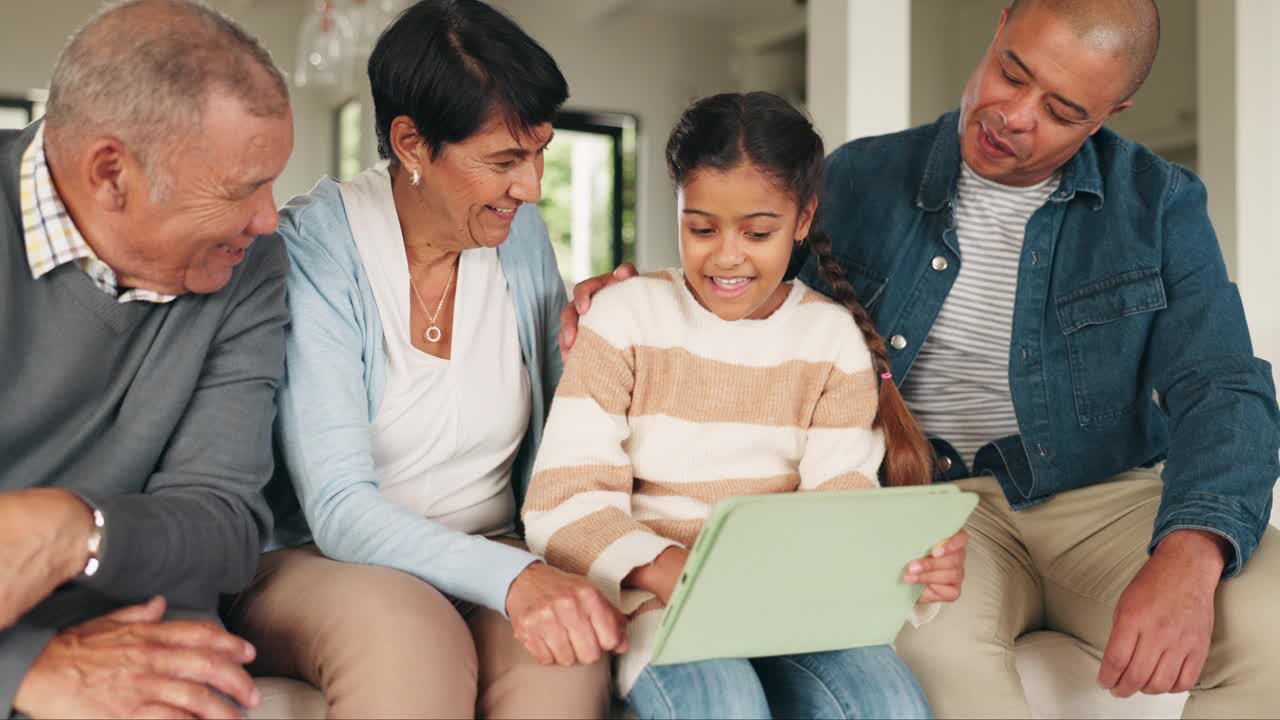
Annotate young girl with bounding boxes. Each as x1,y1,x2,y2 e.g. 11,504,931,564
523,92,964,720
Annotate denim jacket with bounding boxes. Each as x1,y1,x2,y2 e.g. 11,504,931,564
800,111,1279,576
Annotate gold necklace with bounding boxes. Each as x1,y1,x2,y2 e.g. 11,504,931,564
408,257,458,344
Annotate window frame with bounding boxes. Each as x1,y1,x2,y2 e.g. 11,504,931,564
553,109,637,269
0,97,36,129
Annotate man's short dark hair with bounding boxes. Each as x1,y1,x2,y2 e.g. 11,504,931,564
368,0,569,162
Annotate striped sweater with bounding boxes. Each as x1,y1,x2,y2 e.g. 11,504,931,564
523,269,887,693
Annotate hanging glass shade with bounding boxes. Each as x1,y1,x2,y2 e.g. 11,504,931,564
349,0,407,54
294,0,357,92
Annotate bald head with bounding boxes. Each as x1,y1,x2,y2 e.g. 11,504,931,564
1008,0,1160,100
44,0,289,197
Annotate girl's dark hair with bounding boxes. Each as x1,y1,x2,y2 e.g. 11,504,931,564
665,92,935,487
368,0,568,162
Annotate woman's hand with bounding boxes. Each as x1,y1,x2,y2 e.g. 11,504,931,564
903,528,968,603
505,562,629,666
558,263,638,360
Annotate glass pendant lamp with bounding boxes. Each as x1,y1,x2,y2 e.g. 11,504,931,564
349,0,407,54
294,0,356,94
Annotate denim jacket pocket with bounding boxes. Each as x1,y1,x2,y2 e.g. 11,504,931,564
1055,268,1167,429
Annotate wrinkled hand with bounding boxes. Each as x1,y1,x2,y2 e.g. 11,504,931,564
1097,529,1226,697
903,529,968,604
14,596,261,719
506,562,629,666
0,489,94,630
558,263,638,361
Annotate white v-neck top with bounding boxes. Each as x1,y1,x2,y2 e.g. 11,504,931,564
343,168,530,537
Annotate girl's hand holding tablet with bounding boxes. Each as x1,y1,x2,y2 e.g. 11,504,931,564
903,528,969,604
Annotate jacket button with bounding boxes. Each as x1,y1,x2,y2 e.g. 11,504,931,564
890,335,907,350
938,456,953,473
931,256,948,271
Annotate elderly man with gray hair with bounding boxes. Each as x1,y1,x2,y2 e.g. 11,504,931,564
0,1,293,717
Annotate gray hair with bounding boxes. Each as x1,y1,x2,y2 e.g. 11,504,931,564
44,0,290,199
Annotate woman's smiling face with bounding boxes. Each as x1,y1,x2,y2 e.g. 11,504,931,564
678,162,814,321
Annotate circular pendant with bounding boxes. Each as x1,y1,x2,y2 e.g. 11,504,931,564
424,325,443,343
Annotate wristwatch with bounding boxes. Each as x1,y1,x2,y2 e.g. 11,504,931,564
83,507,105,577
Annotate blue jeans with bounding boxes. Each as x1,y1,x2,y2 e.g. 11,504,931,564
626,645,932,719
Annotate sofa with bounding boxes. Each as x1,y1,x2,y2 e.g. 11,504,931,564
246,632,1190,719
248,488,1279,719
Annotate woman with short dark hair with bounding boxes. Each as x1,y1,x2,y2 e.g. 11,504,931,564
220,2,623,716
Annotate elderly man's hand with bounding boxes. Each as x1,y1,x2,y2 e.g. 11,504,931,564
558,263,638,361
506,562,629,666
14,596,261,719
0,489,95,629
1097,529,1226,697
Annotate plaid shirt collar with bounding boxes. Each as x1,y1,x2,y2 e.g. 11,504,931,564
20,126,176,304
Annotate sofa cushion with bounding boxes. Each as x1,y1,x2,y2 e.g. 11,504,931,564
1015,631,1187,719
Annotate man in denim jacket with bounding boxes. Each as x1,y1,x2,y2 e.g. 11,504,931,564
798,0,1280,716
561,1,1279,714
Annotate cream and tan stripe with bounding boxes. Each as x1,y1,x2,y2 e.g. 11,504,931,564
630,347,828,426
811,471,878,492
810,367,879,428
634,474,800,504
543,507,652,577
632,494,709,522
556,326,634,415
560,336,878,430
637,518,705,549
524,464,632,513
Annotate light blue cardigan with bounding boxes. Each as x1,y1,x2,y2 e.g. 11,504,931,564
266,175,566,614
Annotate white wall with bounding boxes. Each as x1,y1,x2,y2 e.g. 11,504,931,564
1197,0,1237,277
1232,0,1280,368
807,0,911,148
494,0,737,271
0,0,332,205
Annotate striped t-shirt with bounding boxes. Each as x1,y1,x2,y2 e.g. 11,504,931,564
523,269,888,694
900,163,1059,467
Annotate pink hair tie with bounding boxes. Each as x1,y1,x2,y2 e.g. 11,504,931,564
880,371,893,380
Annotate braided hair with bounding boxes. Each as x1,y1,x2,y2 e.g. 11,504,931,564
666,92,934,487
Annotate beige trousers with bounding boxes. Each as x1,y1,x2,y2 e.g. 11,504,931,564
895,469,1280,719
222,544,612,719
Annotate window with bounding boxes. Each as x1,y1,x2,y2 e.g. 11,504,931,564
334,98,363,182
538,110,637,289
0,97,37,131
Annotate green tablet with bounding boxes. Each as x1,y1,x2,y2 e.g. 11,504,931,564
649,484,979,666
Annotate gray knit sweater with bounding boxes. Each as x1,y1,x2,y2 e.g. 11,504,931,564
0,123,287,716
